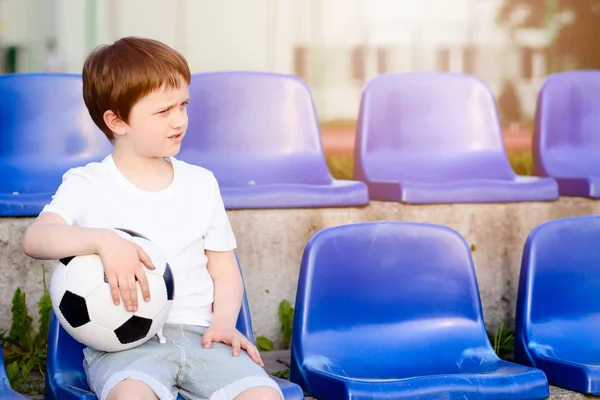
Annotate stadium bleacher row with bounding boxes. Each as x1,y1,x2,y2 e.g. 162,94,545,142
1,70,599,216
0,215,597,399
1,70,599,398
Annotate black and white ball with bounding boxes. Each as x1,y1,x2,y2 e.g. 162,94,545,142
50,228,174,352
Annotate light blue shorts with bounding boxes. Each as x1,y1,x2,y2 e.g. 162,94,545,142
82,324,283,400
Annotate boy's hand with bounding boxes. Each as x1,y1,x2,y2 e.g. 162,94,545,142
97,231,155,312
201,326,264,367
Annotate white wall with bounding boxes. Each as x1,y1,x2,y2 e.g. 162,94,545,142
51,0,294,75
0,0,53,71
0,0,545,120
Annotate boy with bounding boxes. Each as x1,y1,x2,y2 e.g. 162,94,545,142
22,37,283,400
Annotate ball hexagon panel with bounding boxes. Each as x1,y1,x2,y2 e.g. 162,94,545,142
132,236,168,273
85,283,137,331
70,322,121,352
149,301,173,335
49,260,67,307
62,254,106,297
163,263,175,301
114,228,149,240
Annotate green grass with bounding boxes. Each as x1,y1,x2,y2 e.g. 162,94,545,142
326,152,534,180
507,151,534,176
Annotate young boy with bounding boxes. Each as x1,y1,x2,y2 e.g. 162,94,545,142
22,37,283,400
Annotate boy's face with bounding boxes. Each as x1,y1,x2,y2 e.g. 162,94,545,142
115,77,190,158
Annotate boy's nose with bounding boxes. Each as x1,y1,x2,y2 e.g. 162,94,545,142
171,110,188,129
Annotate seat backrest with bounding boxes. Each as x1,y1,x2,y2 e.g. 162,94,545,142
178,72,332,186
0,73,111,193
0,345,12,391
47,254,255,394
533,71,600,176
517,215,600,328
354,73,514,182
293,221,492,375
0,73,109,160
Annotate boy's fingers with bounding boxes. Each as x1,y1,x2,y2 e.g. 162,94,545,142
202,332,213,348
136,267,151,302
127,275,138,310
232,337,241,356
118,274,133,311
243,341,263,366
107,274,120,305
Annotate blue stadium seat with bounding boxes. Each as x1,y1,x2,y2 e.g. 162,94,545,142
0,73,111,217
46,255,304,399
354,72,558,203
178,71,369,209
0,348,28,399
515,215,600,394
532,71,600,197
291,221,549,399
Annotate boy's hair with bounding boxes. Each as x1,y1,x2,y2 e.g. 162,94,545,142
82,37,191,141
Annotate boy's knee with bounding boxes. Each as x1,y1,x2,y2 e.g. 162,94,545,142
235,386,282,400
106,379,158,400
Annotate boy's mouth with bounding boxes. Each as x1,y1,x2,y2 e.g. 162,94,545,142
168,133,183,140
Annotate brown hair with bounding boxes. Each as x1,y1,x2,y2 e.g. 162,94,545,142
82,36,191,141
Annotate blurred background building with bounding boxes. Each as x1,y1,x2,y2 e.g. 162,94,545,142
0,0,588,123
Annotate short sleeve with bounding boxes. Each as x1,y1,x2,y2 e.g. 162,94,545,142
203,175,237,251
41,168,91,226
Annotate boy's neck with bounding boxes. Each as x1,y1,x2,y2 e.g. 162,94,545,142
111,147,174,192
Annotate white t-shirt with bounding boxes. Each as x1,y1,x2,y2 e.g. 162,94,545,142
42,155,237,327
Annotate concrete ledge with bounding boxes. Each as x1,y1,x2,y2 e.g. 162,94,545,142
1,198,598,347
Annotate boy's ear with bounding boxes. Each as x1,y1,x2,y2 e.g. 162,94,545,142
103,110,128,137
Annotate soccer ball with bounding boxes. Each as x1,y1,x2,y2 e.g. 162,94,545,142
50,228,175,352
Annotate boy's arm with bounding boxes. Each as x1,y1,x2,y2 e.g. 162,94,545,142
22,212,155,311
22,212,113,260
205,249,243,329
199,175,263,365
204,249,263,366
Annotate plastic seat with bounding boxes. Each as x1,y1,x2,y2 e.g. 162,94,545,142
177,71,368,209
0,73,111,217
46,255,304,400
354,72,558,203
532,71,600,197
290,221,549,400
515,215,600,394
0,348,28,399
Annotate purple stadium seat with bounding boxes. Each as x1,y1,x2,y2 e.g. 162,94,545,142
0,73,111,217
178,71,369,209
354,72,558,203
533,71,600,197
291,221,549,399
46,254,305,400
515,215,600,394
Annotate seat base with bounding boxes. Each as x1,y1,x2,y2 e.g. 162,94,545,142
365,176,559,204
554,177,600,198
0,390,29,400
48,378,304,400
295,360,549,400
221,180,369,209
516,346,600,395
0,192,54,217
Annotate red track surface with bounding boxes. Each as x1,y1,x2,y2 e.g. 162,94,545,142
320,126,532,157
